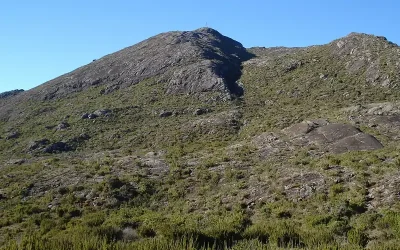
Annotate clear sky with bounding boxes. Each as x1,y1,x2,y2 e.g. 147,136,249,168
1,0,399,93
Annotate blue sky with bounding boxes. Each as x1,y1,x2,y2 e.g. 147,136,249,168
1,0,399,93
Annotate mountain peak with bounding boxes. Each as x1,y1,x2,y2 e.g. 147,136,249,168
193,27,221,34
338,32,394,45
27,28,251,101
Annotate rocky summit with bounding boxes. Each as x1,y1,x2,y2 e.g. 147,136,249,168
28,27,251,100
1,28,400,249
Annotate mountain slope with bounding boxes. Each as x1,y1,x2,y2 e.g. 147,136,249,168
26,27,251,100
1,29,400,249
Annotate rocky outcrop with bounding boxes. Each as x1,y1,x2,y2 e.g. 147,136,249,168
342,102,400,140
28,28,253,100
28,139,50,151
56,122,70,131
81,109,112,119
283,121,383,153
330,33,400,87
184,110,242,135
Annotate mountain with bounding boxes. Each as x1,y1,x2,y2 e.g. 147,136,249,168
1,28,400,249
18,27,251,100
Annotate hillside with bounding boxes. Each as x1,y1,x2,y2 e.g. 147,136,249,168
1,28,400,249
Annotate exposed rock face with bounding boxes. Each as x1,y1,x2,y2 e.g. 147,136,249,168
341,102,400,141
29,27,253,100
283,121,383,153
330,33,400,87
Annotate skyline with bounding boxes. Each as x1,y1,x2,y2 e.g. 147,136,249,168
1,0,399,93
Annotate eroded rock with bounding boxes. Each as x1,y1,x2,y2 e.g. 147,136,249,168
328,133,383,154
283,121,383,153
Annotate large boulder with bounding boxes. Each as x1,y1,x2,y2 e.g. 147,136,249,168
283,121,383,153
328,133,383,154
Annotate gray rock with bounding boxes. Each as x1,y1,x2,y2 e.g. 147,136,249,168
283,121,383,153
283,121,319,138
6,132,19,140
328,133,383,154
193,108,210,116
88,113,98,119
56,122,70,130
319,73,328,79
28,139,50,151
159,111,173,118
184,110,242,135
311,124,361,143
93,109,111,117
81,113,90,119
43,142,72,154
